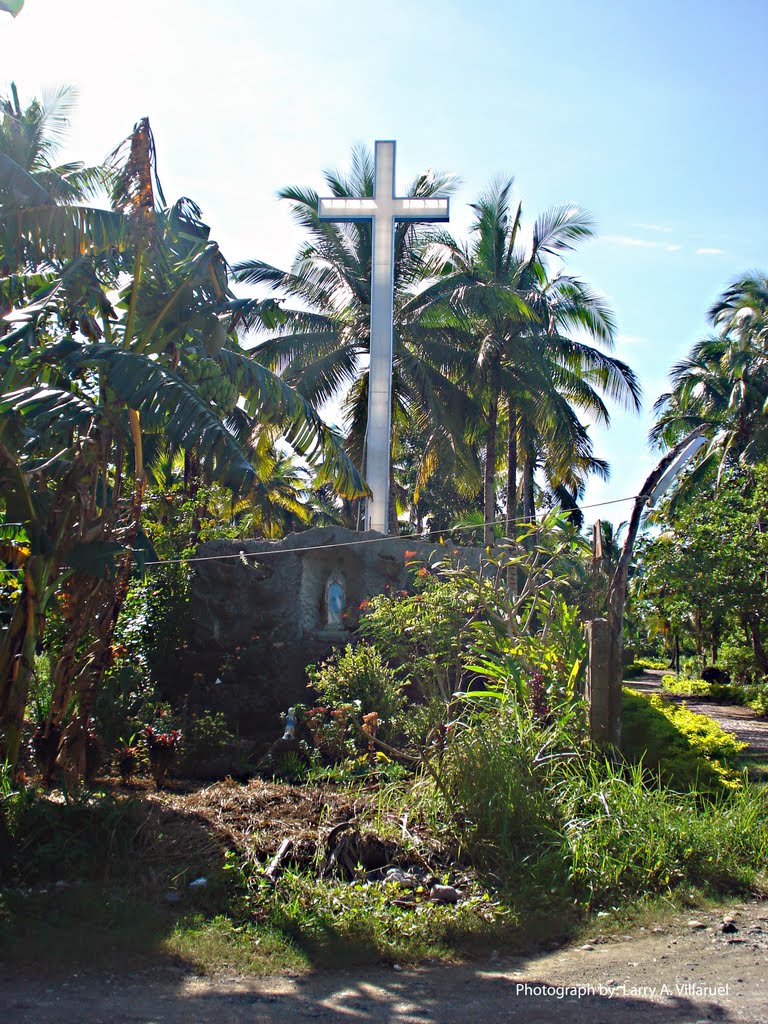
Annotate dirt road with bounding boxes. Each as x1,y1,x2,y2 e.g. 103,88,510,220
629,671,768,766
3,900,767,1023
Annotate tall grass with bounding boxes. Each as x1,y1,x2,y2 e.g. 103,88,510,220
410,703,768,909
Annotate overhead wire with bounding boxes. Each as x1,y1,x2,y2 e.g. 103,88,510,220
0,492,643,573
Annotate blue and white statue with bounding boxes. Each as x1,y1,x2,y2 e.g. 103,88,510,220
282,707,297,740
325,571,346,628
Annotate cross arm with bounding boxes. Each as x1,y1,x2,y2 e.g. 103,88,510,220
391,197,450,222
318,197,377,222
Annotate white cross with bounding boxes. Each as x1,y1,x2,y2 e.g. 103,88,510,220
318,140,450,534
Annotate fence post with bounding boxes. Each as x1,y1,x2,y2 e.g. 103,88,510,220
585,618,619,744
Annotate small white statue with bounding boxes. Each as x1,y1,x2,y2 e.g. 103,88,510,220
282,706,297,740
325,571,346,628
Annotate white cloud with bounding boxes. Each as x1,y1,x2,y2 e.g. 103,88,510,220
695,247,726,256
601,234,683,253
602,234,663,248
633,223,672,233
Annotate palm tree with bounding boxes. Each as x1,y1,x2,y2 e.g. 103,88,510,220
425,178,641,543
651,273,768,495
0,83,110,206
233,145,480,531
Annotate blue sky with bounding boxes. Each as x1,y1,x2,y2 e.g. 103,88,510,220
3,0,766,522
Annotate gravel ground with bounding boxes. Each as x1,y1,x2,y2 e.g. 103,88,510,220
2,901,768,1023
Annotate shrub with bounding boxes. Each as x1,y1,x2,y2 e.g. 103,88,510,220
719,639,761,685
307,644,407,743
660,675,711,697
0,786,145,884
622,657,667,679
183,711,234,764
748,688,768,717
621,689,746,793
92,663,155,751
662,678,768,717
357,573,477,704
144,726,182,789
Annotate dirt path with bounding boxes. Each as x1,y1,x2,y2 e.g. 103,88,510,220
628,671,768,759
3,901,768,1023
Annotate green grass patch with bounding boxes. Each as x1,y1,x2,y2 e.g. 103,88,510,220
410,702,767,911
165,914,309,974
254,872,522,967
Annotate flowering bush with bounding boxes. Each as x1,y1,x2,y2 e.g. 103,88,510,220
144,725,182,788
303,704,355,761
307,645,407,750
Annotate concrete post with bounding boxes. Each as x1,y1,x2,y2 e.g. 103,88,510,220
585,618,620,745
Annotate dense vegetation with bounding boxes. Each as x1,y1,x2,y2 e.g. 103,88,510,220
2,83,768,971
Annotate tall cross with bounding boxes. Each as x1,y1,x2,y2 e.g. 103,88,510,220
318,141,450,534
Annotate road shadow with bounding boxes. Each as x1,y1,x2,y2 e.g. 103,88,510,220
0,963,748,1023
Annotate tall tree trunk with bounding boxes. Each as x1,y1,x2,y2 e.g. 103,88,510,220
56,480,145,781
749,613,768,674
605,428,706,748
505,403,517,535
522,452,535,523
0,582,37,766
483,398,498,546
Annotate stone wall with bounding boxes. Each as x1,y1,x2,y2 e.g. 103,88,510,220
184,527,482,744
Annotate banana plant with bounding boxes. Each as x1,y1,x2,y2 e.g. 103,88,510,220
0,116,366,774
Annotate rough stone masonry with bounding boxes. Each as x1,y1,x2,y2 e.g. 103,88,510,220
185,528,482,744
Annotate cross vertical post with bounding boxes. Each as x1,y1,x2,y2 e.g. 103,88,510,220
318,140,449,534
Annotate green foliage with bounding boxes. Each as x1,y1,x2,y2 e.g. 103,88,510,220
622,689,746,793
308,645,407,734
635,467,768,685
622,656,667,679
466,598,586,711
748,691,768,717
661,675,712,696
412,698,767,910
628,675,768,718
182,711,234,764
558,759,768,907
420,702,588,878
0,787,144,883
253,870,514,966
719,638,762,685
0,105,365,773
27,651,54,721
357,570,477,704
455,526,588,709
